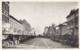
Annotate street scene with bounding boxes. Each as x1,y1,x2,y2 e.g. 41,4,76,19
2,1,79,48
9,38,72,48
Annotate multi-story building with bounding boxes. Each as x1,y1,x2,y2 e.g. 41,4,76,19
55,22,67,38
66,9,79,36
43,24,56,37
2,2,10,34
65,9,79,47
2,2,33,47
9,15,25,35
2,2,9,23
61,24,67,35
20,20,31,35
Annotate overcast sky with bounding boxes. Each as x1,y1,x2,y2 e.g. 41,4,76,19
10,2,78,35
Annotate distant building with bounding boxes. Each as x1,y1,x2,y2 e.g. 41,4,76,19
66,9,79,36
43,27,49,36
43,24,56,37
51,24,56,36
44,26,52,37
61,24,67,35
55,27,60,36
20,20,31,35
30,28,36,36
55,22,67,36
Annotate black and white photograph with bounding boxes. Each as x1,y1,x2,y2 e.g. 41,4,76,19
2,1,79,49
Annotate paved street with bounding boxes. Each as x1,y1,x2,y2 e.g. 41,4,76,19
10,38,73,48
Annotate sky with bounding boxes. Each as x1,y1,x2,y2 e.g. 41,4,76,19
10,2,78,35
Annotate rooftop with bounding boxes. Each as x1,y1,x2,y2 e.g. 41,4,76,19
9,15,22,24
66,8,79,18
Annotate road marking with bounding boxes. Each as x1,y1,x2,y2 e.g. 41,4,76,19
40,39,49,49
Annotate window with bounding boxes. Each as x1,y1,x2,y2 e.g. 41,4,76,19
75,17,78,25
5,4,9,13
2,2,5,10
2,14,9,23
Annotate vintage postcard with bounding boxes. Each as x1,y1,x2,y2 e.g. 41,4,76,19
1,0,79,49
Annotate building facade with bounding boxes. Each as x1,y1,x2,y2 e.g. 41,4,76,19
2,2,31,36
55,22,67,38
64,9,79,47
43,24,56,37
2,2,32,47
66,9,79,36
2,2,10,34
20,20,31,35
30,28,36,36
9,15,25,35
2,2,9,23
43,27,48,35
61,24,67,35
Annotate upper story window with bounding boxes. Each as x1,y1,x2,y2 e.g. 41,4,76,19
2,14,9,23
